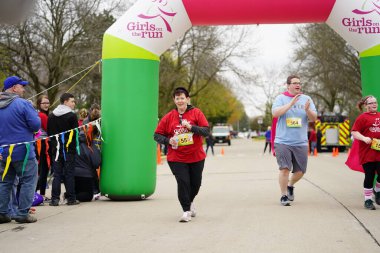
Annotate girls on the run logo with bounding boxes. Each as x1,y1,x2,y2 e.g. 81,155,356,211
127,0,177,39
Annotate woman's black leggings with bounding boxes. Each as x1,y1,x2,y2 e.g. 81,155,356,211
363,162,380,188
168,159,205,212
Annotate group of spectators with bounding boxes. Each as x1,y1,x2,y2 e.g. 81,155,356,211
0,75,101,224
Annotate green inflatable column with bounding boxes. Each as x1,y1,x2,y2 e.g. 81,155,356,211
360,46,380,99
100,34,160,200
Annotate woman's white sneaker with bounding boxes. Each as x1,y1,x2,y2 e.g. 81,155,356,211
190,203,196,217
179,211,192,222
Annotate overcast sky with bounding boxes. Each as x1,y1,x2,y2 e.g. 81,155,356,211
238,24,297,118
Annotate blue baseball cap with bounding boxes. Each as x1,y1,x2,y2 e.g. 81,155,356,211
3,76,29,91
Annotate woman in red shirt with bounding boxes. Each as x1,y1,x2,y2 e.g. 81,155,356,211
35,95,51,201
154,87,209,222
352,95,380,210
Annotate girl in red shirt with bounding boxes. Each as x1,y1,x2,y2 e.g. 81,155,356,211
352,95,380,210
154,87,209,222
35,95,51,200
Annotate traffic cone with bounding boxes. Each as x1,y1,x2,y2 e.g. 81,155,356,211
313,148,318,157
336,147,339,156
156,144,162,165
332,148,336,157
221,147,225,156
347,148,351,156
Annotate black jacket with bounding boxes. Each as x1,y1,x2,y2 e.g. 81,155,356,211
47,106,79,154
74,134,101,178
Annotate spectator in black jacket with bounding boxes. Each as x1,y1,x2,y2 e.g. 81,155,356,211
47,93,79,206
74,129,101,202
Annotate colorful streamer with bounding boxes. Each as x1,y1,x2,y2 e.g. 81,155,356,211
21,143,31,176
75,128,80,155
45,138,51,169
2,144,15,181
61,133,66,161
94,120,104,141
36,139,42,163
55,135,60,162
66,130,74,152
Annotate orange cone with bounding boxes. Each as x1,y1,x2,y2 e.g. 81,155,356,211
313,148,318,157
332,148,336,157
221,148,225,156
336,147,339,156
157,144,162,165
347,148,351,156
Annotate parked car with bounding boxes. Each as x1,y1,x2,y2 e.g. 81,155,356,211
212,126,231,145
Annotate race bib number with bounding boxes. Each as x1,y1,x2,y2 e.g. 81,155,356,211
286,118,302,128
177,133,194,146
371,138,380,151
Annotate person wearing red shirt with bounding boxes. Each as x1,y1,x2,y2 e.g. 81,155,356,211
352,95,380,210
154,87,209,222
35,95,51,201
309,128,317,156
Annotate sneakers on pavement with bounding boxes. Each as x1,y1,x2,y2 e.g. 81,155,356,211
190,203,196,217
179,211,192,222
280,195,291,206
0,214,11,224
49,199,60,206
15,214,37,223
364,199,376,210
67,200,80,206
375,191,380,205
287,186,294,201
93,193,101,201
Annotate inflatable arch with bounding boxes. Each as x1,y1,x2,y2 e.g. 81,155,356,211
100,0,380,199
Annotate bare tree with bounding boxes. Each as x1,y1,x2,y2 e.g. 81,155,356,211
0,0,120,104
158,25,255,116
291,24,361,116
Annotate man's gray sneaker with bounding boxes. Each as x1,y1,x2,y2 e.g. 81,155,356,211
0,214,11,224
287,186,294,201
15,214,37,223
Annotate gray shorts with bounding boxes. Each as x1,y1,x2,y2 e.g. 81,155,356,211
274,143,308,173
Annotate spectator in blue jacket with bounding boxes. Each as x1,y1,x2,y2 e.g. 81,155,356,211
263,126,272,154
0,76,41,223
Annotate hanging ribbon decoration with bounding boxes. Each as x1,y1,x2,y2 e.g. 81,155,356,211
61,133,66,161
55,135,60,162
21,143,31,176
75,128,80,155
45,138,51,169
0,119,102,169
66,130,74,152
2,144,15,181
36,139,42,164
94,120,104,141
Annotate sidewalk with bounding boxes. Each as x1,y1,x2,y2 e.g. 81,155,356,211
0,139,379,252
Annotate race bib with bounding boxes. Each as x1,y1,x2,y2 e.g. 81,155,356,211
286,118,302,128
177,133,194,146
371,138,380,151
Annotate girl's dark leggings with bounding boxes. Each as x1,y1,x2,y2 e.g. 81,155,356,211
363,162,380,188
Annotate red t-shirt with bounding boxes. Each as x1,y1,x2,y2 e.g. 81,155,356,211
155,107,209,163
352,112,380,164
309,130,317,142
38,111,48,132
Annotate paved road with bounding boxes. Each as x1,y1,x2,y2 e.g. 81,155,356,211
1,139,379,253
